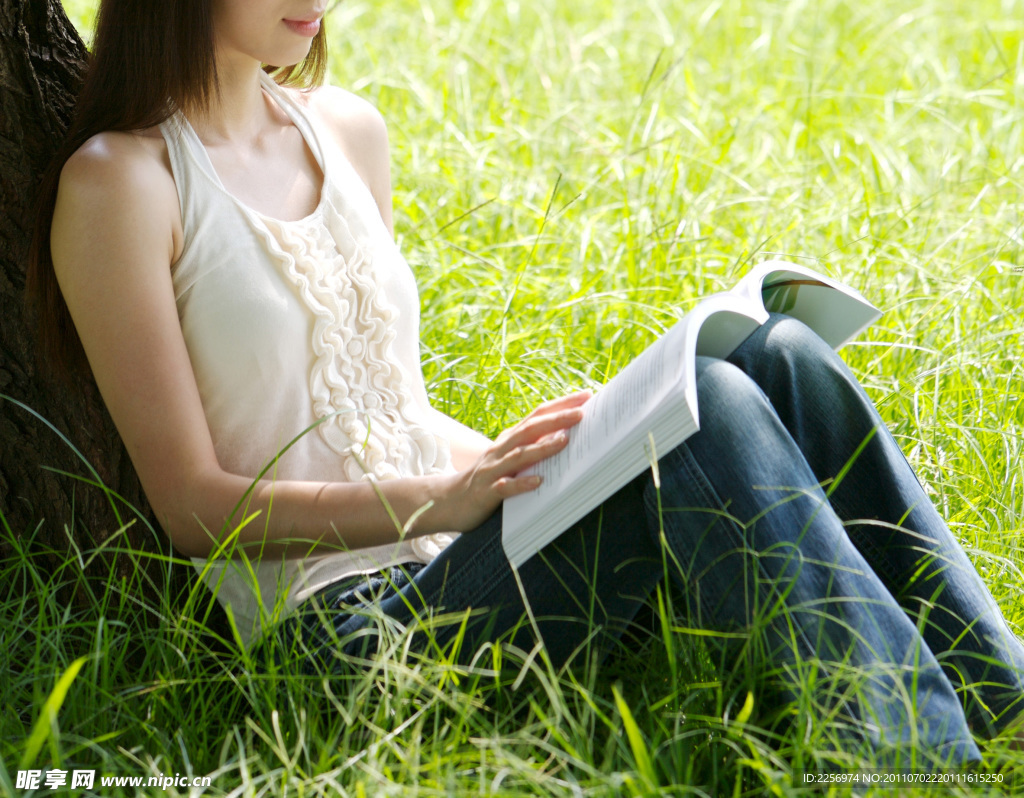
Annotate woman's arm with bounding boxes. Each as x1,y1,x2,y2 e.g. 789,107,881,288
50,132,582,560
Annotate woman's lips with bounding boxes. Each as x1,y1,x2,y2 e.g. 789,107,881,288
283,17,321,37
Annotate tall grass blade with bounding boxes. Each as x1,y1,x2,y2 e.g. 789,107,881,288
19,657,87,770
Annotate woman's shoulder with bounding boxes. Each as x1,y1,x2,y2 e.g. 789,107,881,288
293,84,388,144
287,83,393,226
60,129,178,219
56,129,181,263
62,128,172,187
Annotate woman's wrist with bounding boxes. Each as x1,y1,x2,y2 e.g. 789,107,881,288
369,470,465,539
416,470,466,534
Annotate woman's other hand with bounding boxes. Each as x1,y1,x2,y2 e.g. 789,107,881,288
438,392,591,531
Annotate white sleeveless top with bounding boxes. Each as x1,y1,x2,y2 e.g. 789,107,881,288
159,73,457,647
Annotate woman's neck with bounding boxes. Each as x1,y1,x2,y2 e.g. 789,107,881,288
187,57,270,147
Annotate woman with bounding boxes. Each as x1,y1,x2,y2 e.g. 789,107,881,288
28,0,1024,769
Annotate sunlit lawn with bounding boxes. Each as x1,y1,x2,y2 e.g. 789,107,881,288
4,0,1024,794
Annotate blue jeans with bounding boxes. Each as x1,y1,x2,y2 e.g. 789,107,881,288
277,315,1024,766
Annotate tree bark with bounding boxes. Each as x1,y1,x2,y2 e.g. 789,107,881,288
0,0,190,610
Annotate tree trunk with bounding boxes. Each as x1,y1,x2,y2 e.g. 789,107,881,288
0,0,190,611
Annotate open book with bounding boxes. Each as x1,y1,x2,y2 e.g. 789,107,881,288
501,260,882,568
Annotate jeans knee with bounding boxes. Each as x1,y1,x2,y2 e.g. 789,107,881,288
693,357,775,442
758,314,837,375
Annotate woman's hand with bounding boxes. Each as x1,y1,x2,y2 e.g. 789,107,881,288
437,392,591,532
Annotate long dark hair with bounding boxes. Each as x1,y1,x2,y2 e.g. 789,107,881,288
27,0,328,378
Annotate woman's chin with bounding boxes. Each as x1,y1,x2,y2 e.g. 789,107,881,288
265,48,312,70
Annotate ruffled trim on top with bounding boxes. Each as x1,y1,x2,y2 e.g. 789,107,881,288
244,183,456,561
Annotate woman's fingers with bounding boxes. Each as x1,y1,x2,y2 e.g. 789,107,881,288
524,391,592,419
472,428,568,486
494,407,582,458
493,472,544,498
493,391,591,447
475,392,590,501
498,430,569,471
451,394,590,531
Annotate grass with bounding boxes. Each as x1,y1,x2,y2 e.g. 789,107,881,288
4,0,1024,794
